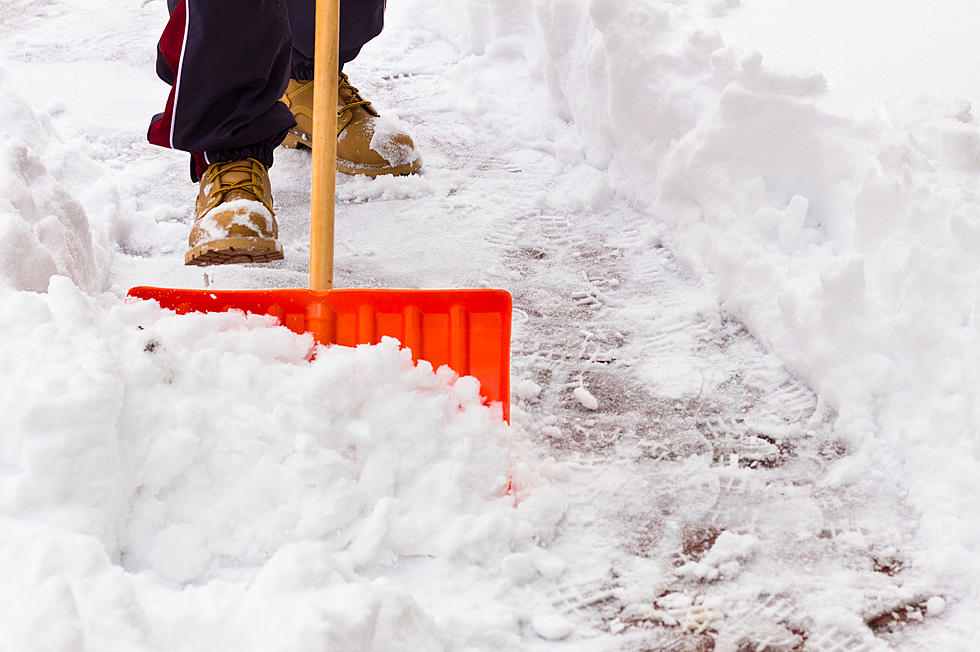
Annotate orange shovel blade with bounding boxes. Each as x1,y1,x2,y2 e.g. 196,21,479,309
127,287,512,421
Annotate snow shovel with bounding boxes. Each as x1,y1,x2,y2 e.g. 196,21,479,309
128,0,512,420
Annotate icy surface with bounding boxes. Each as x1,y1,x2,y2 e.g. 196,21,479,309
1,0,979,649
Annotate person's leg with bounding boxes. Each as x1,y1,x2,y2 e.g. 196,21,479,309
280,0,422,176
149,0,296,181
286,0,386,78
148,0,293,265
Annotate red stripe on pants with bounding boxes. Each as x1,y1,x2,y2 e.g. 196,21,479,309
148,0,188,149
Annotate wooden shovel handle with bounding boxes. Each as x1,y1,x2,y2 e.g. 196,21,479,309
309,0,340,291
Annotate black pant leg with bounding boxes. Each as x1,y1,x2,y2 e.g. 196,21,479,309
149,0,297,178
286,0,386,79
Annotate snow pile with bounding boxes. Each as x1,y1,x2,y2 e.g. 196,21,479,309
675,531,760,582
434,0,980,631
0,66,108,293
0,278,565,650
4,0,980,646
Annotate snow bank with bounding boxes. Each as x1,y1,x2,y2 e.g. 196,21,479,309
0,278,565,650
435,0,980,624
0,17,578,649
0,66,108,293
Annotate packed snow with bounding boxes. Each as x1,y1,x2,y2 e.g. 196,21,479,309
2,0,979,649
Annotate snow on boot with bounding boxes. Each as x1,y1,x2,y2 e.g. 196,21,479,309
280,73,422,177
185,158,283,266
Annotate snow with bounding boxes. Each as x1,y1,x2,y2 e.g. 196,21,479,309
514,378,543,400
2,0,980,649
572,386,598,411
194,198,276,241
675,531,760,582
0,69,108,292
717,0,980,116
0,277,564,650
532,613,575,641
368,115,420,167
925,596,947,617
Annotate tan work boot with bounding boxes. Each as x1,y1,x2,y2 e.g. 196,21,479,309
280,73,422,177
185,158,284,266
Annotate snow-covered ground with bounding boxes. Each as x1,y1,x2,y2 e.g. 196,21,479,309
2,0,979,649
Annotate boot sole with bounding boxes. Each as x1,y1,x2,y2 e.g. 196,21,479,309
337,157,422,178
281,129,422,178
185,237,284,266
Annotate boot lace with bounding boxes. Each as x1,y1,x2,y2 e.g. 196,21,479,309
338,72,374,118
284,74,375,123
205,159,273,213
